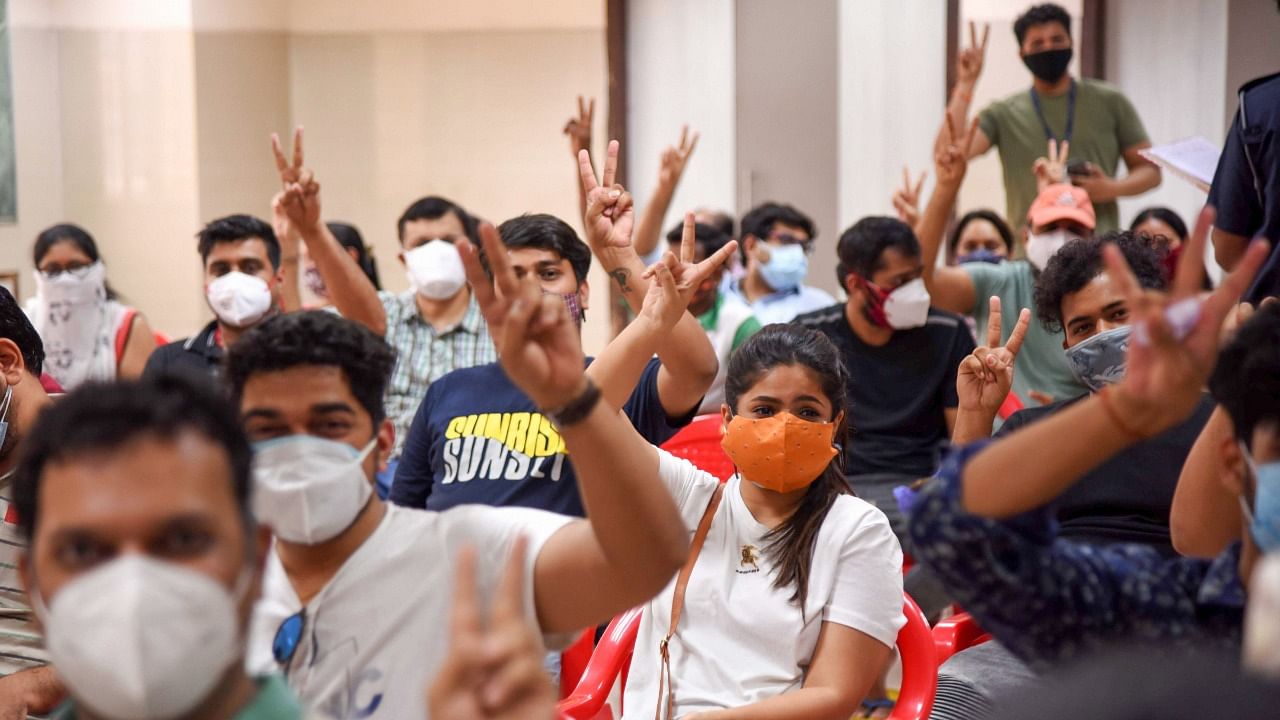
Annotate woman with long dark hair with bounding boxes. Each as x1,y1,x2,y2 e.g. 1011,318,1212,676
621,324,904,719
25,223,156,388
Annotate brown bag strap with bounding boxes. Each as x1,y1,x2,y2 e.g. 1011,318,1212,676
655,482,724,720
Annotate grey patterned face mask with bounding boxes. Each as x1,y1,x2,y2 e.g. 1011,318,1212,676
1064,324,1132,392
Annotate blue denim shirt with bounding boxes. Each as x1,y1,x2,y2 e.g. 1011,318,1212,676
907,441,1246,668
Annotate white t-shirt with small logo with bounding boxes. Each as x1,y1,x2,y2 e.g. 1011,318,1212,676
247,502,572,720
621,451,904,718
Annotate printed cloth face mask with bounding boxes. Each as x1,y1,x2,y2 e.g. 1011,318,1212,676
721,412,838,493
1064,324,1131,392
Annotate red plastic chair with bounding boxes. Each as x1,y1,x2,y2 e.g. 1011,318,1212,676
560,628,597,699
659,414,735,481
997,392,1024,421
556,597,937,720
931,611,991,665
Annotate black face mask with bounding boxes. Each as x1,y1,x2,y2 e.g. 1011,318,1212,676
1023,47,1072,83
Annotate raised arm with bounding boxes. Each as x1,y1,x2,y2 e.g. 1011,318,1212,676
933,22,993,160
961,208,1270,519
457,224,687,633
272,128,386,335
270,190,304,313
952,296,1031,444
917,112,980,314
632,126,699,257
578,141,718,416
563,96,594,223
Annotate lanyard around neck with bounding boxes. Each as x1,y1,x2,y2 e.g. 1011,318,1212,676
1030,79,1076,143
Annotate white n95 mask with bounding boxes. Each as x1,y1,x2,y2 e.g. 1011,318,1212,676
1025,229,1081,271
206,272,274,327
33,555,249,720
405,240,466,300
252,435,377,545
883,277,932,329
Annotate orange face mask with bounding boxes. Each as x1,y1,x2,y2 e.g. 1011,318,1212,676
720,412,839,493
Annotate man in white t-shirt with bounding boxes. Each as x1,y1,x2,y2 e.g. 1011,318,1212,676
229,217,731,718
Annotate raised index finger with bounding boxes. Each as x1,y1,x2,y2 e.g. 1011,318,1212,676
291,126,304,170
577,149,599,193
985,295,1003,348
968,20,977,50
1005,308,1031,357
271,133,289,174
478,221,520,299
602,140,620,187
980,23,990,52
448,547,482,641
680,212,696,265
1171,206,1214,299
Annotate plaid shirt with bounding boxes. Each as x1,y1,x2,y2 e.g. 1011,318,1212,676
381,291,496,458
907,441,1246,668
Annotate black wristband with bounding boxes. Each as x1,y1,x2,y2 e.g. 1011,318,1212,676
544,379,602,428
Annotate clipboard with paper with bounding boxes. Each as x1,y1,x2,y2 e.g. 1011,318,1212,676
1138,137,1221,192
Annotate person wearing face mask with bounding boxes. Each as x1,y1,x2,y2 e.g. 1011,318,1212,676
392,208,722,517
918,112,1093,408
795,217,975,540
727,202,835,325
11,374,300,719
928,230,1220,719
376,195,496,496
948,210,1015,266
935,5,1159,235
664,220,761,415
23,223,157,390
0,287,61,717
232,215,707,717
607,323,904,719
392,145,721,518
907,231,1274,688
278,221,382,311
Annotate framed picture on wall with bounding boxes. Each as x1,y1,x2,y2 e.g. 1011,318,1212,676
0,271,16,298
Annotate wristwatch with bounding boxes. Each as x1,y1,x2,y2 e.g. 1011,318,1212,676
544,379,602,428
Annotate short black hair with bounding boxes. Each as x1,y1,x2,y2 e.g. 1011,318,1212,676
0,286,43,376
1014,3,1072,45
197,214,281,271
225,311,396,426
326,222,381,291
34,223,101,267
835,216,921,285
1210,302,1280,450
1129,206,1189,243
948,209,1016,256
741,202,816,243
1033,231,1166,333
698,209,736,238
397,196,477,245
666,221,733,260
494,214,592,283
13,373,252,542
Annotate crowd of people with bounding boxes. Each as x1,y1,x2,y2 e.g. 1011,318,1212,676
0,3,1276,719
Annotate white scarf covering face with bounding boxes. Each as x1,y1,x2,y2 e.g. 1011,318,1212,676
29,262,116,390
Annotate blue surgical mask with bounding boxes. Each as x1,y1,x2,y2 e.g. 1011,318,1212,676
759,244,809,291
0,385,11,454
1240,443,1280,554
956,249,1005,265
1064,325,1131,392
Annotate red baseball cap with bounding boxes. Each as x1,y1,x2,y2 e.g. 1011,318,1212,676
1028,183,1096,230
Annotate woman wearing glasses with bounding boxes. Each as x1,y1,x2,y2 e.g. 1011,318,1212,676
24,223,157,390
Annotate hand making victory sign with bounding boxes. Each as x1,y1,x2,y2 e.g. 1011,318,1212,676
636,212,739,332
891,167,926,230
427,539,555,720
956,21,990,88
1033,138,1071,190
272,126,322,230
577,140,635,251
957,296,1031,415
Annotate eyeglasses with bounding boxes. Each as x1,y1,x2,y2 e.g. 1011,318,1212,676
39,263,94,279
272,609,306,670
767,232,814,254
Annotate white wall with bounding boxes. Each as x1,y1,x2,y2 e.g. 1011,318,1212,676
837,1,947,232
626,0,736,231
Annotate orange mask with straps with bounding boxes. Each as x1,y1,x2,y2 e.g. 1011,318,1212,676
720,412,840,493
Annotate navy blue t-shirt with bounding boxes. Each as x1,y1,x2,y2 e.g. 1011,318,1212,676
1208,72,1280,304
389,358,695,517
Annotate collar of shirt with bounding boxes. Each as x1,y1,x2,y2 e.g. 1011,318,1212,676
182,320,224,360
391,290,484,337
50,675,301,720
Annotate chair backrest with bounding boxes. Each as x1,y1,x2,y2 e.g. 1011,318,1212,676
557,606,644,719
889,594,938,720
931,610,991,666
557,596,937,720
560,627,597,699
659,414,735,481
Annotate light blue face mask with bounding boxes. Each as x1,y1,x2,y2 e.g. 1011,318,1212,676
1064,324,1132,392
0,385,11,455
759,244,809,292
1240,442,1280,554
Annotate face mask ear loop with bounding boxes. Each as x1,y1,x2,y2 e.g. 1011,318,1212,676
0,385,13,424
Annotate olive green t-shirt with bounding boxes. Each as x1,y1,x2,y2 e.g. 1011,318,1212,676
978,78,1149,233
